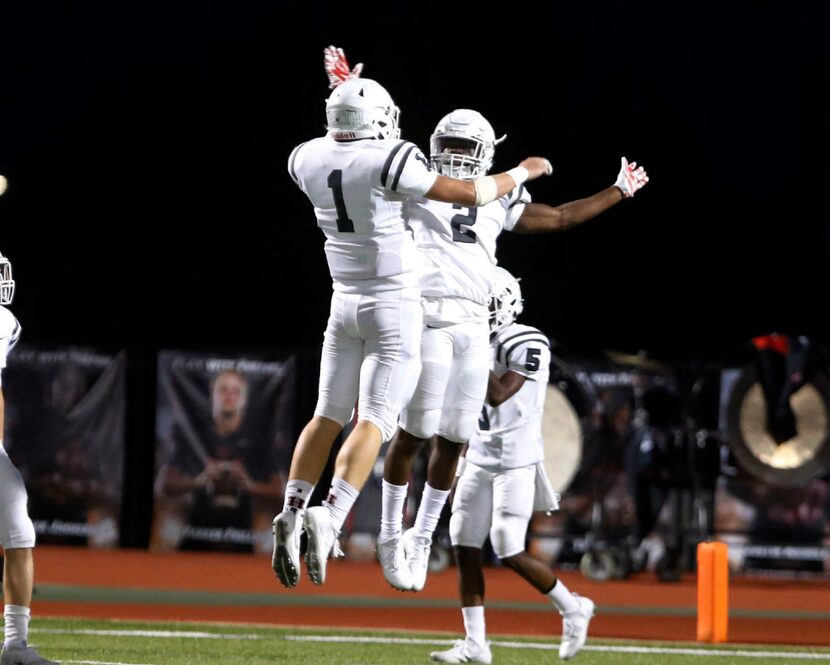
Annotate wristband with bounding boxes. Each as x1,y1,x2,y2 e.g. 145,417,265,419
506,166,530,186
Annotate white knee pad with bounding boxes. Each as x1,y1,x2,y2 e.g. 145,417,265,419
400,408,441,441
314,399,354,429
356,405,398,442
490,511,530,559
0,449,36,549
449,463,492,548
438,408,480,444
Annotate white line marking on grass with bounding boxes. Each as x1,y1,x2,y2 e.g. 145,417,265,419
34,628,261,640
286,635,830,660
64,660,158,665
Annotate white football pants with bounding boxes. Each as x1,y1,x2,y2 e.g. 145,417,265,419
449,460,535,559
315,288,422,442
0,442,36,549
400,319,489,443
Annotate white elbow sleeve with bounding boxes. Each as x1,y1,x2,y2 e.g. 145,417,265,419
473,176,499,206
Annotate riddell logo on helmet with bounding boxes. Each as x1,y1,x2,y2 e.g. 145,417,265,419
331,131,358,140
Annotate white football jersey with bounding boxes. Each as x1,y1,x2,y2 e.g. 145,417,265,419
0,305,22,387
289,136,438,294
466,322,551,471
404,184,531,311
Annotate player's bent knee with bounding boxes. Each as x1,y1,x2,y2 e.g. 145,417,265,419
438,409,479,444
357,408,397,442
400,408,440,441
490,513,529,559
1,496,36,550
450,509,488,549
314,402,354,429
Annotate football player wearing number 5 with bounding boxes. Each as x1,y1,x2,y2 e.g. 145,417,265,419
271,75,553,589
430,268,594,664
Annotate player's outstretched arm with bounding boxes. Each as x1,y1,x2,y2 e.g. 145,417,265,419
426,157,553,207
513,157,649,233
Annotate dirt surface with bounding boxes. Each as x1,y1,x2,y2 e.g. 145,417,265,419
29,546,830,646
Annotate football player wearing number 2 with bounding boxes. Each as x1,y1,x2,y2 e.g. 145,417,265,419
318,48,650,594
271,63,554,589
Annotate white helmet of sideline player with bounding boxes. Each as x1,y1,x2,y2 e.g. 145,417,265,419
325,78,401,141
0,252,15,305
430,109,503,179
489,266,523,334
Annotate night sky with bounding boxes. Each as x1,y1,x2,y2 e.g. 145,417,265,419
1,1,828,366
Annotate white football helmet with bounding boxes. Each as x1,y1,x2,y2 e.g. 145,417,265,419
430,109,500,179
0,252,15,305
489,266,523,334
325,78,401,140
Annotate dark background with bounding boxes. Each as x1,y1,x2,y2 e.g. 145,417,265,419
1,1,828,363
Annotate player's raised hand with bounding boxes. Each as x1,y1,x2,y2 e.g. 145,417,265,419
324,45,364,89
613,157,649,197
519,157,554,181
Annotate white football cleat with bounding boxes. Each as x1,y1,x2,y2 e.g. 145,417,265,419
559,594,596,660
430,639,492,664
272,510,302,588
0,642,59,665
403,527,432,592
376,535,414,591
303,506,342,585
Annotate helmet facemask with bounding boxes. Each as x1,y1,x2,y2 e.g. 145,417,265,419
430,136,490,179
0,255,15,305
429,109,498,179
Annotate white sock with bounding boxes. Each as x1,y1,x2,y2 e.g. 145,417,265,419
283,479,314,518
379,480,408,542
3,605,30,647
548,578,580,613
412,483,450,540
461,605,486,648
324,478,360,533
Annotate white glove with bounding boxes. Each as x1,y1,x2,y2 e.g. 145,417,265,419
613,157,649,197
324,45,364,89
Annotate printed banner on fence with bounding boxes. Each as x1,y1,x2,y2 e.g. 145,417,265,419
151,351,296,554
3,347,127,547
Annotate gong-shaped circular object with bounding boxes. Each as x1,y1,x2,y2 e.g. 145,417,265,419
726,365,830,485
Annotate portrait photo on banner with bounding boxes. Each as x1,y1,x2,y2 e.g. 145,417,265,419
151,350,297,554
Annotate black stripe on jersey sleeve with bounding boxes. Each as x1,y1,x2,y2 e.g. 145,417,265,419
505,335,550,365
288,142,307,185
390,145,416,191
380,141,408,188
508,184,527,209
10,320,20,344
496,329,540,364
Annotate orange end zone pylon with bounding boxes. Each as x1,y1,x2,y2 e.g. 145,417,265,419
697,540,729,642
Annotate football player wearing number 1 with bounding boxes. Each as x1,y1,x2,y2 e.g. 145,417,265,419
272,73,553,589
320,46,649,594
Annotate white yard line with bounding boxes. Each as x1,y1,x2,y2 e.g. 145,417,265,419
286,634,830,660
34,628,261,640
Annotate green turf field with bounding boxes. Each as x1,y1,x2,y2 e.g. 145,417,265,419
10,617,830,665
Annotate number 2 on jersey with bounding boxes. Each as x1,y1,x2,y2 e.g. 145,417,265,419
451,205,477,243
327,169,354,232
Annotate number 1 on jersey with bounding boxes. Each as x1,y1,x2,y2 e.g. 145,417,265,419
327,169,354,232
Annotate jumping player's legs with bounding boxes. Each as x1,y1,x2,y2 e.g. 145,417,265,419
303,288,422,586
